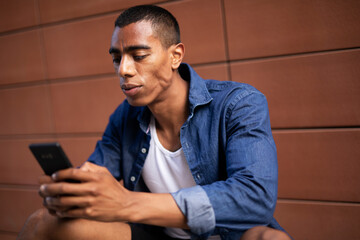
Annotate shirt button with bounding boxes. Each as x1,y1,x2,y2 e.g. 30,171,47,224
141,148,147,154
196,173,201,180
130,176,136,182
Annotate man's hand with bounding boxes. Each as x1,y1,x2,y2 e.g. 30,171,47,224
39,162,188,228
38,174,59,216
39,162,133,222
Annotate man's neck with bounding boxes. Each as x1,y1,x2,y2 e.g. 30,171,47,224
148,73,189,151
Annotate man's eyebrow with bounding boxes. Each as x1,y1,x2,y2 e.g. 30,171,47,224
126,45,151,52
109,45,151,54
109,47,120,54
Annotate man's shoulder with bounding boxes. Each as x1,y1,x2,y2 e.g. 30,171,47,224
205,79,247,89
204,79,263,99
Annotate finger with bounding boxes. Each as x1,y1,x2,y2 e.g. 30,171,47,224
43,197,72,212
119,179,124,186
44,195,92,210
40,182,95,197
56,207,83,219
80,162,109,174
39,184,55,197
39,175,54,197
38,175,53,184
48,209,57,216
52,168,98,183
56,206,94,219
39,183,55,198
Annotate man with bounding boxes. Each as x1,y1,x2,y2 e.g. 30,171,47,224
18,5,291,240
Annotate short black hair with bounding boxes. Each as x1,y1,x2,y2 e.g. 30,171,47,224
115,5,180,48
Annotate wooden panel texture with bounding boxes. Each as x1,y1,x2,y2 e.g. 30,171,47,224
0,0,37,33
0,137,99,185
0,30,45,85
230,49,360,128
0,85,53,135
43,15,116,79
0,189,41,233
0,231,18,240
225,0,360,59
193,63,229,81
38,0,167,23
164,0,226,64
275,129,360,202
50,76,124,133
0,139,52,185
275,200,360,240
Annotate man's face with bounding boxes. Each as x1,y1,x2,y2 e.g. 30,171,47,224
109,21,174,107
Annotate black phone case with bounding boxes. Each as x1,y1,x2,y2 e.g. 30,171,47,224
29,142,73,176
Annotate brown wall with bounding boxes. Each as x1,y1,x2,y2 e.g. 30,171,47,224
0,0,359,239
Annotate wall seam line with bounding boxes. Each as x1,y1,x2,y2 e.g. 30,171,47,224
277,198,360,206
219,0,232,81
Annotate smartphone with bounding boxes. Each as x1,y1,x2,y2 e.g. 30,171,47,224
29,142,74,176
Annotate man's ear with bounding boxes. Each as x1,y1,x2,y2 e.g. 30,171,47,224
170,43,185,70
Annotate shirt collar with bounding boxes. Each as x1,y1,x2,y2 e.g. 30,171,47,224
179,63,213,114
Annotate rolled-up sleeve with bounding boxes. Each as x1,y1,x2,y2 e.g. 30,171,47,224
171,185,215,238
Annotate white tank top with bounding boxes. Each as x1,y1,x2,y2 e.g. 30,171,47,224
142,117,220,240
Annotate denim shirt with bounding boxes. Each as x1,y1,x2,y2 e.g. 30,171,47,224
88,63,284,240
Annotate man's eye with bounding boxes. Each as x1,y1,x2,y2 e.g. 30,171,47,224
112,58,120,64
133,55,147,61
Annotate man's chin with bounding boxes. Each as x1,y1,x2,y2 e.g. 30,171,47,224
126,98,147,107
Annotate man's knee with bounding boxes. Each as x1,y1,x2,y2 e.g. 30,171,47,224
17,208,53,240
260,228,290,240
241,226,291,240
18,208,97,240
18,208,131,240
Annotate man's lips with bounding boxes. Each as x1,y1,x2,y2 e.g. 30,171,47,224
121,84,142,96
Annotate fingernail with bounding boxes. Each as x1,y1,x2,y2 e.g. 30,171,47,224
51,173,56,180
40,184,46,193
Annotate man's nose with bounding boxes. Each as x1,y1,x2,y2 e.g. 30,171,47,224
118,55,135,78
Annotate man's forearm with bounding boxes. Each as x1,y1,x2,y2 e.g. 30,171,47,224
125,192,189,229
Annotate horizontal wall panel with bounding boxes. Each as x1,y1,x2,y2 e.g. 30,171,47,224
0,0,37,33
0,137,99,185
0,188,41,233
0,85,53,135
0,30,45,85
274,129,360,202
193,63,229,81
164,0,226,64
275,200,360,240
225,0,360,60
0,231,17,240
50,76,124,133
39,0,167,24
0,139,53,185
230,49,360,128
0,134,101,185
43,15,116,79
